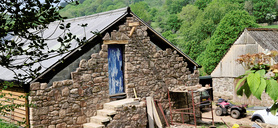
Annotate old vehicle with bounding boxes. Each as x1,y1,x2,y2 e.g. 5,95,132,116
200,90,211,111
215,99,247,119
251,107,278,125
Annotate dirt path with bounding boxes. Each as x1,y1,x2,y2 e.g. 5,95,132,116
201,107,253,127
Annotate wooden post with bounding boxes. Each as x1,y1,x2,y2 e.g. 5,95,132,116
146,97,154,128
151,99,162,128
128,22,140,37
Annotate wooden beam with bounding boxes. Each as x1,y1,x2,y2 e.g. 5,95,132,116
103,40,129,44
128,22,140,36
128,22,140,27
146,97,154,128
151,99,162,128
129,27,136,37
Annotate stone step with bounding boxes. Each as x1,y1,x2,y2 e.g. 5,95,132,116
83,123,104,128
103,98,140,110
90,116,111,124
97,109,116,116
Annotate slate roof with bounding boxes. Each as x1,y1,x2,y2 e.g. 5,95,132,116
0,7,128,82
0,7,199,84
246,28,278,51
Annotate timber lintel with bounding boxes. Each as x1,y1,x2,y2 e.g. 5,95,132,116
103,40,129,44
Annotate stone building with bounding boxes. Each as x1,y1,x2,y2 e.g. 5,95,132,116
0,7,202,127
211,28,278,106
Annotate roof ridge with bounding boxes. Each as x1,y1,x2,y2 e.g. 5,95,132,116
246,28,278,31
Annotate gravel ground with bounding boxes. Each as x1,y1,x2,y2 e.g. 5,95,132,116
201,107,253,127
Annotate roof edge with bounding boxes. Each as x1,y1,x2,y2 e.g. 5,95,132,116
31,7,130,83
129,11,200,68
246,28,278,31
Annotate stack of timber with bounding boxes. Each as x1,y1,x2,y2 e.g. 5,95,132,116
0,88,28,127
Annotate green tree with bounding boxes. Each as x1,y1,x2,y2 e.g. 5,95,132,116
162,30,178,45
130,2,152,23
0,0,84,124
165,0,191,14
197,10,258,75
194,0,212,10
252,0,276,23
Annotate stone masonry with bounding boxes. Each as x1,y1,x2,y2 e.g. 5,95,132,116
213,77,273,106
212,77,234,100
28,16,200,128
106,102,147,128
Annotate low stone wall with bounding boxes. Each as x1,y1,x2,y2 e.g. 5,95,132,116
213,77,273,106
107,102,147,128
212,77,234,100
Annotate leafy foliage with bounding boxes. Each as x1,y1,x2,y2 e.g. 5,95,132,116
130,2,152,23
1,0,87,82
194,0,212,10
0,120,18,128
236,51,278,115
197,10,258,74
251,0,277,23
59,0,278,75
0,0,84,125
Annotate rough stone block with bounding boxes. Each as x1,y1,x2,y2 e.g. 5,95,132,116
30,82,40,90
61,87,69,96
53,81,63,88
48,125,55,128
39,107,49,115
40,83,48,90
79,59,87,68
92,86,101,93
103,33,111,40
36,90,44,96
56,123,66,128
93,77,103,83
59,109,66,118
72,104,80,112
62,80,73,86
81,74,91,82
76,116,87,124
91,53,100,59
70,88,78,94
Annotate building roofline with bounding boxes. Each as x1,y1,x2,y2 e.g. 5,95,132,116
129,11,200,68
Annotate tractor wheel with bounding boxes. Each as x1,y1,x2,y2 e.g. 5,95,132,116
215,107,223,116
231,109,240,119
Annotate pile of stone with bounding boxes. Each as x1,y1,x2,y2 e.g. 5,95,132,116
169,84,211,92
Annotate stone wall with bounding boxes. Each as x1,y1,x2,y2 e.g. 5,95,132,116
48,44,101,86
213,77,273,106
29,44,110,128
212,77,234,100
28,16,200,128
123,17,199,108
107,102,147,128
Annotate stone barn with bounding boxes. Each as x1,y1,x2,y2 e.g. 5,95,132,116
0,7,202,127
211,28,278,106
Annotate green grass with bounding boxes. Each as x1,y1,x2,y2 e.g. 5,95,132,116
0,121,18,128
199,122,228,128
260,25,278,28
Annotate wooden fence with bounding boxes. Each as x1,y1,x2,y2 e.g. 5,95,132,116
0,88,28,127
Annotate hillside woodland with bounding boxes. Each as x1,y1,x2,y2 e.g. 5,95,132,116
59,0,278,75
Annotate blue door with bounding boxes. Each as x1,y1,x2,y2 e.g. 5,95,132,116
108,44,124,95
